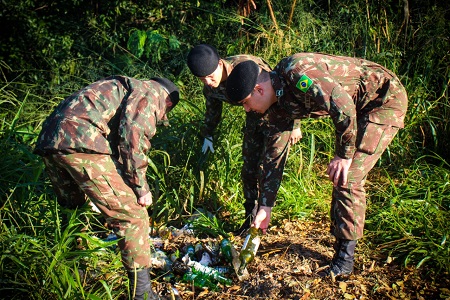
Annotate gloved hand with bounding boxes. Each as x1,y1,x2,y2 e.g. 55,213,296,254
202,136,214,153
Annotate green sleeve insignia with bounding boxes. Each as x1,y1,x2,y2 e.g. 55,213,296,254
296,74,313,93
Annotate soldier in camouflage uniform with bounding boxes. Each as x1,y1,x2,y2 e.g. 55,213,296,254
187,44,302,235
34,75,180,300
225,53,408,277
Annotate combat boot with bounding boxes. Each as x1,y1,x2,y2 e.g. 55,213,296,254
128,268,160,300
233,201,258,236
321,239,356,278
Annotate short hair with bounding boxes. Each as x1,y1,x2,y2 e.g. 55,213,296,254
256,69,270,84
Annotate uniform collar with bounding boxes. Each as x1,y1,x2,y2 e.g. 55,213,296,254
269,71,284,99
222,59,233,80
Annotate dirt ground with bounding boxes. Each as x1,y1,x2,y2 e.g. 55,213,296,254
151,216,450,300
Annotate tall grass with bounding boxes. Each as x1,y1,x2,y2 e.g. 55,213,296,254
365,154,450,272
0,0,449,298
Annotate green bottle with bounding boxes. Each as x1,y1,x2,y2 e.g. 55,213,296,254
238,227,262,275
182,272,218,291
220,238,233,263
190,261,233,286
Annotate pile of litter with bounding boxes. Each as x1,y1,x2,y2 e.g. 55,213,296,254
104,222,253,297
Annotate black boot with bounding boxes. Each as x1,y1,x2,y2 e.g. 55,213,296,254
233,201,257,236
128,268,160,300
322,239,356,278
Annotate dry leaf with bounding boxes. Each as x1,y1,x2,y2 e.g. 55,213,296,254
227,285,241,291
368,260,376,272
339,281,347,293
300,291,311,300
197,290,209,298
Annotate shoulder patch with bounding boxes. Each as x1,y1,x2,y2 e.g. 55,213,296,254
295,74,313,93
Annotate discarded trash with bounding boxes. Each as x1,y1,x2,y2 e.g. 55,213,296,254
149,236,164,248
158,224,195,240
189,260,233,286
143,221,247,290
182,271,219,291
230,241,247,280
173,224,195,237
238,227,262,276
198,251,213,266
104,233,118,241
150,249,173,271
220,238,233,263
185,244,196,261
213,265,232,274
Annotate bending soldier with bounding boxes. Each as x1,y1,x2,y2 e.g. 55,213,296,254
226,53,408,277
35,75,180,299
187,44,302,235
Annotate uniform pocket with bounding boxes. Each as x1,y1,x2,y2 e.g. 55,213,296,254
356,121,385,155
79,166,129,211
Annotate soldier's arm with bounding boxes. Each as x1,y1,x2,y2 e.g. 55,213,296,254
258,127,291,208
118,86,154,198
201,86,224,138
290,120,302,145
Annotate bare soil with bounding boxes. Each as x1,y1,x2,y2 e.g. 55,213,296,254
152,216,450,300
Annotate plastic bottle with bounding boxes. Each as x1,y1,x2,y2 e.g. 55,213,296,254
198,252,212,266
213,265,231,274
238,227,262,275
189,261,233,286
220,238,233,263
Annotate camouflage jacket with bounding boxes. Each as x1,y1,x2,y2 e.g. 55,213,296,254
270,53,408,159
34,75,169,198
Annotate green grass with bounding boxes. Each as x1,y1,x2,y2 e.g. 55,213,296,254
1,0,449,298
365,154,450,272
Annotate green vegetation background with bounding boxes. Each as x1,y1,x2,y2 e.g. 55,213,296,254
0,0,448,298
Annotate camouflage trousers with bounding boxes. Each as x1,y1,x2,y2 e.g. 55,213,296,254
241,111,294,208
331,120,400,240
42,153,150,270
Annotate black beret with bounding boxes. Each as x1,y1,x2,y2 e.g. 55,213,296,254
187,44,220,77
226,60,260,103
151,77,180,106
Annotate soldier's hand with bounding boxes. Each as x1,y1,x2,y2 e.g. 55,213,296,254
138,192,153,207
326,155,353,186
290,127,302,145
202,136,214,153
252,206,272,234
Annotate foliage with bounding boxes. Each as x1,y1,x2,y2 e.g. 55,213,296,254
0,0,449,297
365,154,450,273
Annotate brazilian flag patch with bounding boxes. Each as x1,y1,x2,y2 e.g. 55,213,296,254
296,74,313,93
